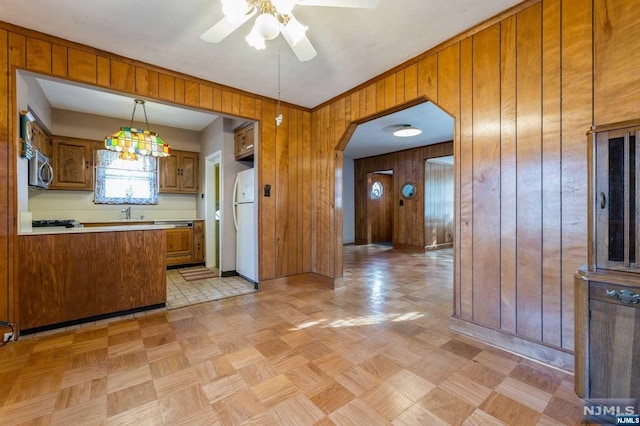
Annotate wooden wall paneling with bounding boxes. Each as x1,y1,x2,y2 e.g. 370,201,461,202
334,97,346,145
135,67,158,98
67,48,97,84
184,80,199,107
354,160,368,244
8,32,26,69
350,92,360,122
314,105,333,276
500,15,517,333
515,3,543,341
302,111,312,273
334,148,344,276
279,106,292,275
240,95,255,119
471,24,502,328
541,0,562,347
365,83,376,117
560,0,592,350
174,78,185,104
199,84,213,110
158,73,175,102
290,108,300,273
404,64,418,101
395,69,405,105
232,93,241,116
212,88,222,112
260,100,277,280
221,90,233,114
594,0,640,125
437,42,461,315
93,231,121,313
97,56,110,87
0,29,8,323
418,54,438,102
459,37,474,320
376,80,385,112
110,60,135,93
25,37,51,74
394,150,406,245
52,44,67,77
384,73,396,109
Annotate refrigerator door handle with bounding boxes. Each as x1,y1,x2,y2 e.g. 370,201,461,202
233,175,239,231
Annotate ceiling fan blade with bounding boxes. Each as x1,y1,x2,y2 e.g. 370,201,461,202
282,28,317,62
200,9,257,43
296,0,380,8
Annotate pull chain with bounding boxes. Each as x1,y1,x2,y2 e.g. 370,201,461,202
275,43,283,126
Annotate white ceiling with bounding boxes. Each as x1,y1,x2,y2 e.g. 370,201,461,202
344,101,453,159
31,75,219,132
0,0,522,109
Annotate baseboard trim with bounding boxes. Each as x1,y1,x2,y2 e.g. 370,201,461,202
259,273,339,290
449,316,574,373
392,243,425,252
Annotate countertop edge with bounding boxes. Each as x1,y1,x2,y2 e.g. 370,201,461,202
18,224,176,236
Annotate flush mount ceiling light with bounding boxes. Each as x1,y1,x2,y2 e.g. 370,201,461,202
393,124,422,138
200,0,380,62
104,99,171,161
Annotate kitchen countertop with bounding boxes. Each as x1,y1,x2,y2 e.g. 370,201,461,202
18,223,176,236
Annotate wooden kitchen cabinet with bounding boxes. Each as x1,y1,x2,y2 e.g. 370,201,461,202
31,121,51,158
159,150,199,194
166,226,194,266
575,120,640,400
193,220,205,262
18,230,166,331
50,136,94,190
234,123,255,161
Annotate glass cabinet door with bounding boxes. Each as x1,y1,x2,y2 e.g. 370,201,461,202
596,127,640,271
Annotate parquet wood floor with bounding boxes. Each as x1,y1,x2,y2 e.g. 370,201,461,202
0,245,582,425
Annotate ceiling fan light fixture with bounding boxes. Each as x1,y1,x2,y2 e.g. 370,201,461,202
271,0,296,14
246,27,266,49
393,125,422,138
221,0,251,24
254,12,280,40
284,16,307,45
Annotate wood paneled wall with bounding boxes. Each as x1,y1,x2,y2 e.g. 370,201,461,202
354,143,453,249
313,0,599,355
425,160,454,248
0,22,312,325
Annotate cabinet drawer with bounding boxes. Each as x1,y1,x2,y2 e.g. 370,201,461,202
590,281,640,309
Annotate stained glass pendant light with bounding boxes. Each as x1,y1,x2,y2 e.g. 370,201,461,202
104,99,171,160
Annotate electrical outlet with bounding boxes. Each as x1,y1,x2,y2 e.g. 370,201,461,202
3,332,13,343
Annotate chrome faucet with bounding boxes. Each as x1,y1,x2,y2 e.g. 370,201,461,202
121,206,131,220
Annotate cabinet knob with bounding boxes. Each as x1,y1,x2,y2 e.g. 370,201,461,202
606,289,640,304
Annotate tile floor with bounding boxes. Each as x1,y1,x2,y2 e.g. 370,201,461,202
166,268,257,309
0,244,584,425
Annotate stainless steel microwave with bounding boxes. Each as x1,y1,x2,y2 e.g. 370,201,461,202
28,150,53,189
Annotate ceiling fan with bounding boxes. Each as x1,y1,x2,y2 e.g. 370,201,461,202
200,0,380,62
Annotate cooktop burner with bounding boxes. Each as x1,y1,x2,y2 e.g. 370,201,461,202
32,219,79,228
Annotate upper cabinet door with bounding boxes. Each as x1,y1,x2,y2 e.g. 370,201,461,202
50,137,93,190
179,151,199,194
159,150,199,194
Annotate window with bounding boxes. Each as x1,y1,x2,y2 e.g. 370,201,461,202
94,150,158,204
371,181,383,199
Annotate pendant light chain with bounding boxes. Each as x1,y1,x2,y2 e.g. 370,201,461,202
275,41,283,126
130,99,150,130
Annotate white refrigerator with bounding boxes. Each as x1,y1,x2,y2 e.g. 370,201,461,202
233,168,257,283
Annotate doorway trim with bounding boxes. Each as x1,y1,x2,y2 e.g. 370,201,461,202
205,150,222,272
